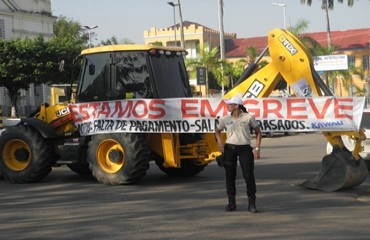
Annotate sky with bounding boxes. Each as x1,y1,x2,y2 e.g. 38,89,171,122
51,0,370,45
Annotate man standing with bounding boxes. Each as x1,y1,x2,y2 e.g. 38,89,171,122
215,95,262,213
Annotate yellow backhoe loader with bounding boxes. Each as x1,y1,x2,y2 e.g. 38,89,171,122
223,29,368,191
0,45,219,185
0,29,367,191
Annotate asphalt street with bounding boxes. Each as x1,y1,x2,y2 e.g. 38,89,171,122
0,132,369,240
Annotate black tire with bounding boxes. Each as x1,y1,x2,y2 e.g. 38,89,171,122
154,154,206,177
67,140,91,175
67,162,91,175
0,125,56,183
365,159,370,171
87,133,150,185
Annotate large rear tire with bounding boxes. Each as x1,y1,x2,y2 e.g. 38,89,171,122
365,159,370,171
0,126,56,183
87,133,150,185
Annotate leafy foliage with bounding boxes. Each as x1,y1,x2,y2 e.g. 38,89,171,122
185,44,224,95
0,17,86,116
100,36,135,45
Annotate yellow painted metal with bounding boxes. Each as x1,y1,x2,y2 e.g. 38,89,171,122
268,29,322,96
146,133,163,156
147,133,217,166
224,63,281,99
50,84,77,105
220,28,367,190
96,139,125,173
81,44,185,56
323,129,366,161
202,132,225,162
35,103,76,135
223,28,366,163
160,133,180,168
3,139,31,171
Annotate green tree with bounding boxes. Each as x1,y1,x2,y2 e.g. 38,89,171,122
222,59,247,90
245,46,258,65
0,17,85,117
100,36,119,45
289,18,364,96
0,38,42,116
37,17,86,86
287,19,323,55
185,44,223,96
53,16,86,43
300,0,355,47
100,36,135,46
51,17,85,84
331,66,365,97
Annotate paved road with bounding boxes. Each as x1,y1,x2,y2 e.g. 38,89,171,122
0,133,369,240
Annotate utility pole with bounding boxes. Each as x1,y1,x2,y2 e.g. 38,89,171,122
167,2,178,46
218,0,225,95
82,25,98,48
177,0,185,48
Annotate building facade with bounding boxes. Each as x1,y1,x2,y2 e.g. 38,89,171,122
0,0,56,116
144,21,236,59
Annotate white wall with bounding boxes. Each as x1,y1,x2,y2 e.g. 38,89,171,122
0,0,56,116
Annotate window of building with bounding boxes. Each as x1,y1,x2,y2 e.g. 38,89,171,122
348,56,356,68
362,55,370,70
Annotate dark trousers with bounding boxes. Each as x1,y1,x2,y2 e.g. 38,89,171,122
224,144,256,198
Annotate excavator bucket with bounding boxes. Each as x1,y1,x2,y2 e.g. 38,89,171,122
301,149,368,191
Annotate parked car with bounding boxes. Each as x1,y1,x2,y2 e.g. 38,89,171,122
326,109,370,170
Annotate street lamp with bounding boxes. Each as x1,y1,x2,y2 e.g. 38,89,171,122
82,25,98,48
272,2,286,29
167,2,178,46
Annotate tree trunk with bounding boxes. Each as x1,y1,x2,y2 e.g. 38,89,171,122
324,2,332,47
10,106,17,118
218,0,225,95
9,90,19,118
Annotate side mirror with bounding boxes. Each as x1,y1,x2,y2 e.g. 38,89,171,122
89,64,95,75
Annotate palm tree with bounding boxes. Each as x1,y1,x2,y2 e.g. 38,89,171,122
288,19,322,55
343,66,365,96
313,42,365,97
185,44,223,96
300,0,355,47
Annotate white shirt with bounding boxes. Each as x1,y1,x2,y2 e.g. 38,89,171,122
217,112,259,145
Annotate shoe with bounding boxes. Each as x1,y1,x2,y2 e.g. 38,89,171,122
248,197,258,213
225,196,236,211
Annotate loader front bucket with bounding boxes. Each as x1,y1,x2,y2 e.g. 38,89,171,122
300,149,368,191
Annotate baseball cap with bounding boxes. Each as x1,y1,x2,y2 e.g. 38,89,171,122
223,94,244,105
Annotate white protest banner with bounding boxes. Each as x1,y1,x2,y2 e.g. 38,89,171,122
68,97,365,136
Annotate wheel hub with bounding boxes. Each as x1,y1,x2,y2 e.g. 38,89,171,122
108,149,123,163
14,148,30,162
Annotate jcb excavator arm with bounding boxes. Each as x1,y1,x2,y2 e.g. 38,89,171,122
224,29,367,191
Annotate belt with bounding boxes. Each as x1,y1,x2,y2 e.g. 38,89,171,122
225,144,250,149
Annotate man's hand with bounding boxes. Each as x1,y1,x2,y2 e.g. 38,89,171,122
253,149,260,159
218,142,224,152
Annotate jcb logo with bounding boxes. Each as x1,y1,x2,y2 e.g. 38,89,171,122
56,107,70,117
278,35,298,55
245,80,265,98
